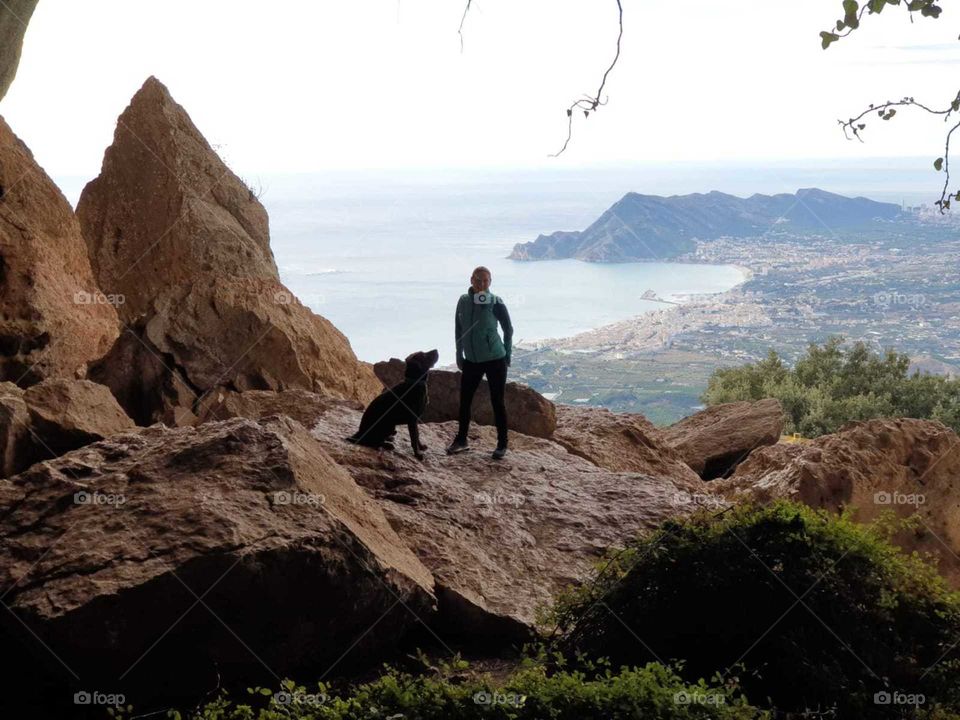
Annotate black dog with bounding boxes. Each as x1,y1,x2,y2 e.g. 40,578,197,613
345,349,439,459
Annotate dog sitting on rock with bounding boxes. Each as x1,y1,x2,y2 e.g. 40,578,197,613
345,349,439,459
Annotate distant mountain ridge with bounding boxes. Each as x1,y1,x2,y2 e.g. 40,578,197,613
508,188,903,262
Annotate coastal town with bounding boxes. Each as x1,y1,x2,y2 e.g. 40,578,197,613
511,212,960,423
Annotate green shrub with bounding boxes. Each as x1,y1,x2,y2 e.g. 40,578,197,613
170,662,764,720
549,502,960,718
702,336,960,436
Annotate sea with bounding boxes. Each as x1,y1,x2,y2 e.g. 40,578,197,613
57,159,938,367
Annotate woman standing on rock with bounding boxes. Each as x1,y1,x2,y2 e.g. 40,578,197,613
446,266,513,460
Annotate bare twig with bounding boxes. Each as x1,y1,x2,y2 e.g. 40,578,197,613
838,90,960,212
458,0,472,53
551,0,624,157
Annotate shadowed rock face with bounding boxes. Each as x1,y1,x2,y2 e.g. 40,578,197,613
660,398,786,480
77,76,279,323
0,416,435,711
0,115,119,386
374,358,557,438
0,1,39,102
0,381,29,476
712,417,960,585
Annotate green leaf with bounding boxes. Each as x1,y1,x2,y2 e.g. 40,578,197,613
935,157,944,171
820,31,840,48
843,0,860,27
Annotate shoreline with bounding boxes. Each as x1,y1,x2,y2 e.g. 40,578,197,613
516,258,755,352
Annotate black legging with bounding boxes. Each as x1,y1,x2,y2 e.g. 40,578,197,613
456,358,508,447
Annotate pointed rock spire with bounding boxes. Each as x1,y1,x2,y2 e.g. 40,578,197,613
77,75,279,322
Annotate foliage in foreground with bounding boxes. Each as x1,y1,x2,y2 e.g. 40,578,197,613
108,502,960,720
162,660,764,720
702,336,960,437
549,501,960,718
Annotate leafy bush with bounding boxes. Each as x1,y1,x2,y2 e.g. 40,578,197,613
549,502,960,718
702,336,960,437
167,661,764,719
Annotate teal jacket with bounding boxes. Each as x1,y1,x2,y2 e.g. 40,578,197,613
455,287,513,364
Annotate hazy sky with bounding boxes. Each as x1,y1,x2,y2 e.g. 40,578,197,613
1,0,958,178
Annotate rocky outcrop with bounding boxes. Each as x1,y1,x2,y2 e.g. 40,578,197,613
374,358,556,438
661,398,785,479
508,189,902,263
552,404,702,487
90,277,381,425
80,78,379,415
0,1,39,102
714,418,960,584
76,76,279,323
0,416,435,708
0,116,119,386
308,401,698,637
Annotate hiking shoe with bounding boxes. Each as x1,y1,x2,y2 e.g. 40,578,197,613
491,446,508,460
445,438,471,455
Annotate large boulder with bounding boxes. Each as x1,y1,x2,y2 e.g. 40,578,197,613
660,398,786,479
0,378,134,478
0,115,119,386
76,76,279,323
0,379,134,477
374,358,556,438
22,378,134,457
0,1,39,102
552,404,702,487
90,276,381,425
713,418,960,584
0,416,435,711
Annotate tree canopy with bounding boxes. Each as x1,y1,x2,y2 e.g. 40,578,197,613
703,337,960,437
